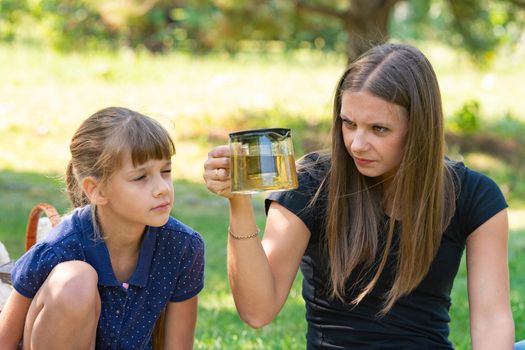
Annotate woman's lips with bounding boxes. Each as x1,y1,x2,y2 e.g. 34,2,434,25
353,157,374,166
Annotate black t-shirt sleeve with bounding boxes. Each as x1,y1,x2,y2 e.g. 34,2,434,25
265,154,327,243
456,164,508,237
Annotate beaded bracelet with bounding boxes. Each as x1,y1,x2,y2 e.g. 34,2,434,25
228,226,260,240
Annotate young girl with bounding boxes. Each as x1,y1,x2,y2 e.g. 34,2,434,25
203,43,516,348
0,107,205,350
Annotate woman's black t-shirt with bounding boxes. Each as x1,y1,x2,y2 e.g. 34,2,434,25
266,154,508,349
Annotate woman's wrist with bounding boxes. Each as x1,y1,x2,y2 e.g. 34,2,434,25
228,194,259,240
228,226,260,240
228,194,252,207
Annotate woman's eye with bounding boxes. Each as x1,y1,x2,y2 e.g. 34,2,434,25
342,119,355,128
374,126,388,133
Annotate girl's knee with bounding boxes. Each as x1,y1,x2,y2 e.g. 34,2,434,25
44,261,99,315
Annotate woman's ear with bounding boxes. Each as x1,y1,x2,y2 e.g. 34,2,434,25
81,177,108,205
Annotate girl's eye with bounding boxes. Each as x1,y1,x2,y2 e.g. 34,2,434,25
133,175,146,181
162,169,172,174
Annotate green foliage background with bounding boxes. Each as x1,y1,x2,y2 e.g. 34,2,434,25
1,0,524,60
0,1,524,348
1,44,524,348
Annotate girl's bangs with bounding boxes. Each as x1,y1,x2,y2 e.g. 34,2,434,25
128,127,175,166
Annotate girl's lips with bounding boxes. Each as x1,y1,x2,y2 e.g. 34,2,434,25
152,202,171,211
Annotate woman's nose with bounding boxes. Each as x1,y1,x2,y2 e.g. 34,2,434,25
350,131,370,153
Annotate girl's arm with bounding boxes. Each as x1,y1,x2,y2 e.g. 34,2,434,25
163,296,198,350
466,209,514,349
204,145,310,328
0,290,32,349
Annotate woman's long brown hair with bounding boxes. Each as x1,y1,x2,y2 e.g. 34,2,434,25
324,43,457,315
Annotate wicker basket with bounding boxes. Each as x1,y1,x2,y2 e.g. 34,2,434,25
0,203,60,285
24,203,61,251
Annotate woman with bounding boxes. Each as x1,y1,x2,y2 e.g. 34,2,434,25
203,43,515,349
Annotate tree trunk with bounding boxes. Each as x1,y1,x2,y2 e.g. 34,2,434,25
296,0,402,64
343,0,401,64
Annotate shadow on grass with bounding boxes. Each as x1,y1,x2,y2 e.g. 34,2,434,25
196,278,306,350
0,168,306,348
2,169,524,348
449,227,525,349
509,228,525,341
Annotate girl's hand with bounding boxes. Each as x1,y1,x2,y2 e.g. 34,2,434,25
203,145,234,198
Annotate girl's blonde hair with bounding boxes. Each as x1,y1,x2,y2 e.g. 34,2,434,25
321,43,457,315
66,107,175,233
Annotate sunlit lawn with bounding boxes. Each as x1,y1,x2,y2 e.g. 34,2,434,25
1,42,524,348
1,169,523,349
2,43,525,178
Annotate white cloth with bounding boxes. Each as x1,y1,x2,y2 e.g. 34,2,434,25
0,241,13,310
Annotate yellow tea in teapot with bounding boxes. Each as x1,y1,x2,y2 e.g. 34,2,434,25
229,128,298,194
231,154,298,193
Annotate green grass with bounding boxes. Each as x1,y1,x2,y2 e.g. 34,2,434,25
449,227,525,348
2,170,524,349
1,43,524,348
0,170,69,258
2,43,525,174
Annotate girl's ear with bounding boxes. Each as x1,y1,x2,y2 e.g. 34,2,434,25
81,177,108,205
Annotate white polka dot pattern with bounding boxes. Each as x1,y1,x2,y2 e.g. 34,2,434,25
11,206,205,350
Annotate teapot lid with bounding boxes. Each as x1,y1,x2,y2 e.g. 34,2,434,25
229,128,291,139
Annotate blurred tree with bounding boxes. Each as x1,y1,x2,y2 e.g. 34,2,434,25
0,0,28,42
91,0,180,51
295,0,401,63
393,0,525,63
189,0,525,63
0,0,524,61
292,0,525,63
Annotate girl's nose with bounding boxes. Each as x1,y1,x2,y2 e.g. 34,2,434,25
154,177,171,197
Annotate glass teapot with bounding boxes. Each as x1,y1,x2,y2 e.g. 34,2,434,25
229,128,298,194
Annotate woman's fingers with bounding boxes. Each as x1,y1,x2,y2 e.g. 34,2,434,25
211,167,230,179
203,145,233,198
203,161,230,180
205,177,233,198
204,146,230,172
208,145,231,158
